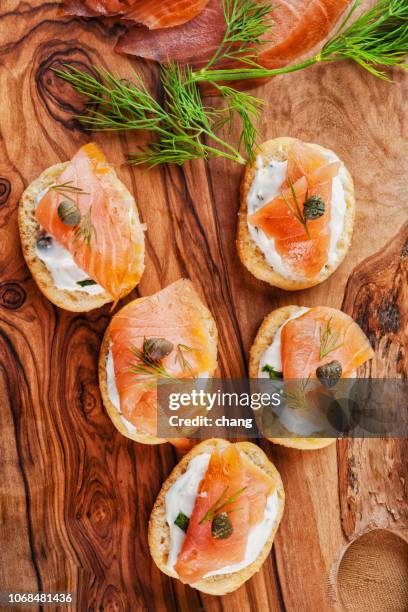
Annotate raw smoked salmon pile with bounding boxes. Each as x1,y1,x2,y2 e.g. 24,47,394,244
64,0,210,28
109,279,217,438
280,307,374,379
249,141,341,277
174,445,277,583
116,0,351,90
35,143,145,301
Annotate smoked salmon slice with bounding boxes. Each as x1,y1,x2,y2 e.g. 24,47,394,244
174,445,276,583
281,307,374,379
64,0,210,29
35,143,145,301
108,279,217,438
248,141,338,277
124,0,211,29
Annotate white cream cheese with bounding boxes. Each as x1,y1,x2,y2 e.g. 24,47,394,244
165,452,281,577
35,186,105,295
106,347,138,435
166,453,211,571
247,151,347,280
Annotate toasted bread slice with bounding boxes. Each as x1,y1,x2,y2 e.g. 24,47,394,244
249,305,335,450
237,137,355,291
148,438,285,595
18,162,144,312
98,283,218,445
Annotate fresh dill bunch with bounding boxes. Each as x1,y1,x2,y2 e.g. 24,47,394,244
129,63,246,165
54,64,246,165
319,0,408,79
54,0,408,167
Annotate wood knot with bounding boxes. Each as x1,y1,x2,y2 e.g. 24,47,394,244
101,586,126,612
0,283,26,310
87,491,113,537
0,179,11,205
36,49,100,131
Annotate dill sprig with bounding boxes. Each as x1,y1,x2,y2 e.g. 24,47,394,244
284,375,312,410
318,0,408,80
319,319,344,360
175,344,195,377
205,0,274,69
54,0,408,166
50,181,89,197
281,178,310,239
128,339,195,382
129,345,178,382
198,486,247,524
74,206,96,246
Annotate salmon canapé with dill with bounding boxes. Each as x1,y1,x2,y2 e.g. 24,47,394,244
99,279,218,445
18,142,145,312
149,439,285,595
250,305,374,449
238,137,355,290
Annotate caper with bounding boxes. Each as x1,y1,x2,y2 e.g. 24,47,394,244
304,195,325,220
36,235,53,250
316,360,343,388
143,337,174,362
211,512,233,539
57,200,81,226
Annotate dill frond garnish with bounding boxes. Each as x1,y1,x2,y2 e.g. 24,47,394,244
175,344,195,377
54,0,408,166
281,177,310,239
50,181,89,197
129,345,178,382
74,206,97,246
319,318,344,360
128,339,196,382
198,486,247,524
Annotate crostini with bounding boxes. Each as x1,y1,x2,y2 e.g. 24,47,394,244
237,137,355,290
149,438,285,595
99,279,218,445
19,143,145,311
249,305,374,450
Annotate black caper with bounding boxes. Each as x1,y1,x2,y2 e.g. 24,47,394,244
57,200,81,226
304,195,325,220
143,337,174,362
36,235,53,250
211,512,233,539
316,360,343,388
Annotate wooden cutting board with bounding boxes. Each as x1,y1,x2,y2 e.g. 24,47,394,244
0,1,407,610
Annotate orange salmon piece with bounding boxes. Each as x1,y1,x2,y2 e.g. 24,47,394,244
109,279,217,440
248,140,340,277
175,446,249,583
174,446,278,583
36,143,144,301
281,307,374,379
241,453,277,527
